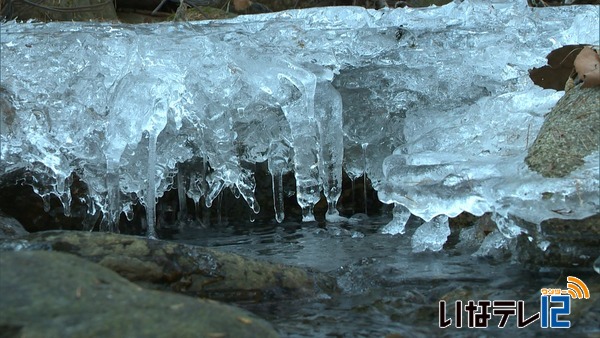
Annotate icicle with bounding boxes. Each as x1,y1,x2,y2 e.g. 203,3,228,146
202,198,210,227
105,160,121,233
176,168,187,221
268,141,290,223
272,172,285,223
193,198,200,218
315,81,345,223
235,169,260,214
231,185,241,199
350,178,355,214
217,192,223,226
300,204,315,222
192,197,209,228
361,143,368,215
381,203,411,235
124,203,135,221
205,178,224,208
145,131,158,239
276,71,320,223
60,174,73,217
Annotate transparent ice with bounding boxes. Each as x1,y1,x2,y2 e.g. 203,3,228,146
411,214,450,252
1,2,598,247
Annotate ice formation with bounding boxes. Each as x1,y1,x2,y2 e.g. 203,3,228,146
1,2,598,242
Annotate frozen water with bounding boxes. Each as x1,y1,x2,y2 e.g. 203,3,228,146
411,215,450,252
472,230,512,258
1,2,599,242
381,204,411,235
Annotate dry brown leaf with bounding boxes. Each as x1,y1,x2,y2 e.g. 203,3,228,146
574,46,600,88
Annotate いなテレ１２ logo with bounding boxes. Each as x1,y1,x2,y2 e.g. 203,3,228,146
539,276,590,328
439,276,591,329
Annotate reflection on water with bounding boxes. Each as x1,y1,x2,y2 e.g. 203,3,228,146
173,217,600,337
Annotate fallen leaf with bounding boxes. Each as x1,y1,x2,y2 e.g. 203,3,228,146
574,46,600,88
237,316,253,324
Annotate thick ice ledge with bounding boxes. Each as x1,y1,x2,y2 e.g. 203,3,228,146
1,2,598,235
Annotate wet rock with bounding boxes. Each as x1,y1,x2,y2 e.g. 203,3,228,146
448,212,600,270
516,214,600,269
0,210,28,239
526,85,599,177
0,250,279,338
0,230,337,303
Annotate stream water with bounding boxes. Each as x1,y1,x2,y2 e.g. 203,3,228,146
172,217,600,337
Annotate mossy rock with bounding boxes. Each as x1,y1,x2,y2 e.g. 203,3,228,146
0,250,279,337
526,85,600,177
2,0,118,22
0,230,337,302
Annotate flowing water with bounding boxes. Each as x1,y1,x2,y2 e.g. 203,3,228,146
172,217,600,337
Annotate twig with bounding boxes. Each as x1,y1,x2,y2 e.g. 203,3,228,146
152,0,169,15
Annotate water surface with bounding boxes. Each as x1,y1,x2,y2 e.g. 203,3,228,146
173,217,599,337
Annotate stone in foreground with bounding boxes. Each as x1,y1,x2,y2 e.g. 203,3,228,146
0,230,337,302
0,250,279,337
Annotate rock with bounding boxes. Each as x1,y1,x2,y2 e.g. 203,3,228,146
1,0,119,22
447,212,600,270
526,85,600,177
0,210,28,239
0,250,279,338
515,214,600,269
0,168,94,233
0,230,337,302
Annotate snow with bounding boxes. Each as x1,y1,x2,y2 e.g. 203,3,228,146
1,1,598,243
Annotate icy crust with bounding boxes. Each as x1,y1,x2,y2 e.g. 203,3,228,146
378,87,600,225
1,2,599,236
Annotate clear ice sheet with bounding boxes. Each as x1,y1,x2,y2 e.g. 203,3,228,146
1,1,599,238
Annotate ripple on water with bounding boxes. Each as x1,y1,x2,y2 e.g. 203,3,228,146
174,217,600,337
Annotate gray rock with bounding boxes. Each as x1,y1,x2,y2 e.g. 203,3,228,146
0,250,279,338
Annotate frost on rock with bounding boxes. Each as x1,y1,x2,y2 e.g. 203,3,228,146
1,2,599,240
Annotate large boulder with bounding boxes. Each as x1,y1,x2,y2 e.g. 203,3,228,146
526,85,599,177
0,230,337,302
0,250,279,337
